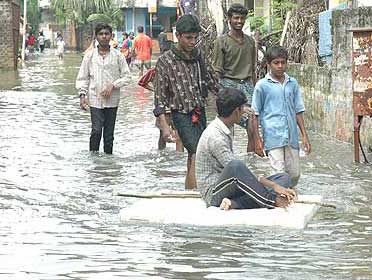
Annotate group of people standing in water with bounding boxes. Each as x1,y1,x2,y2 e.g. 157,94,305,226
76,3,311,211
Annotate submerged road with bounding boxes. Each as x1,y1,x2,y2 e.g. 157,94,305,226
0,51,371,279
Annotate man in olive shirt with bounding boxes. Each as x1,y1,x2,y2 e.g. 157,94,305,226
213,3,256,152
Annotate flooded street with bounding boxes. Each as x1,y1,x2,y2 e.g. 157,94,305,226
0,51,371,280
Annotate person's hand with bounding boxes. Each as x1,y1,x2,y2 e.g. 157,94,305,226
303,137,311,155
242,105,255,118
80,96,88,110
275,195,290,208
100,84,115,98
160,125,174,143
272,184,297,203
255,138,265,157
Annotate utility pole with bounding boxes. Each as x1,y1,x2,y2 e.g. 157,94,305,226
21,0,27,61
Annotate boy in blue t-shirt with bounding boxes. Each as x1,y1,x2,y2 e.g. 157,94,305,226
252,46,311,187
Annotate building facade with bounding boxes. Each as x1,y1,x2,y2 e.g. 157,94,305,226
120,0,177,37
0,0,20,70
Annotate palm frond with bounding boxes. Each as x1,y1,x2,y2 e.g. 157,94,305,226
87,13,112,24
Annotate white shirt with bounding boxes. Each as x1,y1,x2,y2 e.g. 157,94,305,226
76,47,130,108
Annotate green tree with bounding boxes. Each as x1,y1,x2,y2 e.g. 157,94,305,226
51,0,122,48
20,0,41,33
51,0,119,27
249,0,297,34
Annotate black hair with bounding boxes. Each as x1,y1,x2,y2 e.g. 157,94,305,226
137,26,144,33
95,23,113,36
265,46,288,64
216,87,247,117
227,3,248,18
176,15,201,34
123,32,128,38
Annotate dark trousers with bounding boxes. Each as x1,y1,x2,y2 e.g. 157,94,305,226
210,160,292,209
90,107,118,154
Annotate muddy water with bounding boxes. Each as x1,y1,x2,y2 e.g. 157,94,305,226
0,51,371,279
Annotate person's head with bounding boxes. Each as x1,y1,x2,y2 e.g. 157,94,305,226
129,31,135,39
175,15,201,53
95,23,113,48
265,46,288,78
227,3,248,31
39,31,43,36
137,26,144,33
216,87,248,123
160,27,165,33
123,32,128,39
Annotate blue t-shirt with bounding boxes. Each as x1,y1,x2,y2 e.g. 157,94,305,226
252,73,305,151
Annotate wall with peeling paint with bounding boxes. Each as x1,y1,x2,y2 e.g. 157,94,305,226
288,6,372,151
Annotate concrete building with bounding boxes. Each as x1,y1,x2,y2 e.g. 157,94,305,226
0,0,20,70
119,0,177,36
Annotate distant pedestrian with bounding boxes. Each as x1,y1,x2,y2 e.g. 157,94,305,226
180,0,196,15
76,23,130,154
110,33,118,49
38,31,45,53
157,27,171,54
133,26,152,76
27,32,36,52
120,32,132,65
55,35,65,60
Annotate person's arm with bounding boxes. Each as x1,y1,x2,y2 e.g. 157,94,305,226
296,113,311,154
293,81,311,154
258,176,296,202
251,115,265,157
251,86,265,157
206,64,219,95
76,53,91,110
212,38,224,81
251,37,257,85
153,59,171,140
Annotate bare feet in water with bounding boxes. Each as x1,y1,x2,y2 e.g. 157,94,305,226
220,198,232,210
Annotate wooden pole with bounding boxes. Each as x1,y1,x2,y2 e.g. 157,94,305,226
149,13,153,37
280,10,291,46
21,0,27,61
115,192,336,208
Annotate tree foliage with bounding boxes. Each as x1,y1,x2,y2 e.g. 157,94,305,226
51,0,122,28
20,0,41,32
248,0,297,33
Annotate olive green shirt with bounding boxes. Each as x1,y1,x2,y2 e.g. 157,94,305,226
213,33,256,81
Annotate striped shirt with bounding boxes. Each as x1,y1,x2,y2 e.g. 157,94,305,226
153,48,217,116
76,47,130,109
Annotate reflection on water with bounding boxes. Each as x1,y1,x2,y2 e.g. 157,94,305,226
0,51,371,279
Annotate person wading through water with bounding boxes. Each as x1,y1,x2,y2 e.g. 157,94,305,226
76,23,130,154
213,3,257,153
153,15,218,189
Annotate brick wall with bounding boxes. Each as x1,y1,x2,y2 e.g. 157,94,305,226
0,0,19,70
